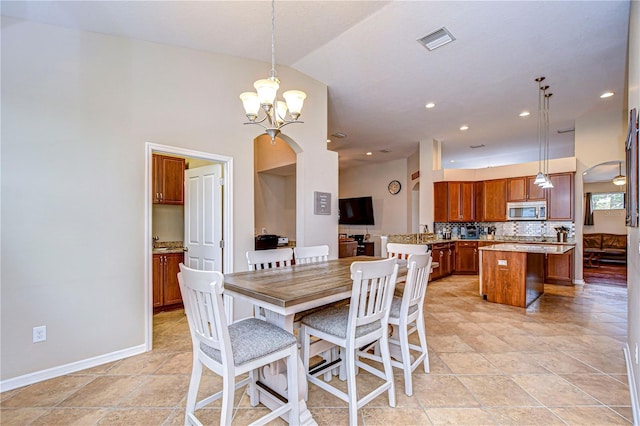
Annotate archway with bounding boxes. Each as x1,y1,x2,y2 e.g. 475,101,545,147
582,160,627,286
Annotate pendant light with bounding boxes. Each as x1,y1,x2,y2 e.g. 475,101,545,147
533,77,547,185
533,77,553,188
613,161,626,186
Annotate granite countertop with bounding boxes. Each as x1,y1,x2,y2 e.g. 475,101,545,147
479,243,575,254
387,234,575,246
153,241,186,254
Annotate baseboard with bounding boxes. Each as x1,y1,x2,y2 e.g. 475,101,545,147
0,344,147,393
573,279,585,285
623,344,640,425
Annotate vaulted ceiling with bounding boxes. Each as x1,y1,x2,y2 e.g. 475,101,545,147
1,1,630,171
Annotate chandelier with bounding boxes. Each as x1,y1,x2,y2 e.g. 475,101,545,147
613,161,626,186
239,0,306,144
533,77,554,188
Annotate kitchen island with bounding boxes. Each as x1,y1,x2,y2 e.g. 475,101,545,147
479,243,574,308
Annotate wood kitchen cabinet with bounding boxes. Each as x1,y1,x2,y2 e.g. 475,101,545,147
545,248,574,285
153,252,184,312
434,182,449,222
455,241,479,274
477,179,507,222
431,242,454,280
433,182,475,222
507,176,546,202
546,172,574,220
448,182,475,222
153,154,185,205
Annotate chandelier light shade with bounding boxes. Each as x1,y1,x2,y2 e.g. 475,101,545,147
239,0,306,144
613,161,626,186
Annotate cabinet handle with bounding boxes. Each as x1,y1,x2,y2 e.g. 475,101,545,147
159,193,163,201
440,252,443,257
448,249,452,255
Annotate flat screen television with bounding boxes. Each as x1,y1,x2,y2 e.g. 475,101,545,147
339,196,375,225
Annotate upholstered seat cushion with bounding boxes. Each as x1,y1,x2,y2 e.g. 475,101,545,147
200,318,296,366
301,305,381,338
389,296,419,319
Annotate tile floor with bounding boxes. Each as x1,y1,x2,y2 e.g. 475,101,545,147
0,275,632,425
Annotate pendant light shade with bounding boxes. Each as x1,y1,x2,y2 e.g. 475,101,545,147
613,161,626,186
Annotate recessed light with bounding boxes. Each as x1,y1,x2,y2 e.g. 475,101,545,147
600,92,614,98
366,152,372,156
519,111,530,117
460,125,469,131
326,139,331,143
425,102,435,109
450,160,455,163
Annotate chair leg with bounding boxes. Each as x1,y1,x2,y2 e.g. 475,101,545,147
345,347,359,425
416,313,430,373
379,333,396,408
220,372,235,426
185,357,203,425
301,326,311,401
286,348,300,425
399,322,413,396
248,368,259,406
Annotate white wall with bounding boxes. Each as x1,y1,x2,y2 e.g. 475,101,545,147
626,0,640,418
0,17,335,384
339,159,408,255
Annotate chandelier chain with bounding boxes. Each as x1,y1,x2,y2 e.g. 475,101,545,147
270,0,277,80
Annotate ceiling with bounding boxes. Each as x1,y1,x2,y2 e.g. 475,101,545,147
1,1,630,170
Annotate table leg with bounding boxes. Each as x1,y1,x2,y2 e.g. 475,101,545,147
254,310,317,426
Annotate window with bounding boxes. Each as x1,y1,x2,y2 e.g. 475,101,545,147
591,192,625,210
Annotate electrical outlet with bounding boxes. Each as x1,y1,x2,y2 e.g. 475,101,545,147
33,326,46,343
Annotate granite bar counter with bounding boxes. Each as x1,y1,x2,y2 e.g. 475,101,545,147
478,243,574,308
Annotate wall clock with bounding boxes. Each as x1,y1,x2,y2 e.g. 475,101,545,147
388,180,401,195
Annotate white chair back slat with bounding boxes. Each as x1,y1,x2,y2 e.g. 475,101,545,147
294,245,329,264
349,258,398,333
401,253,432,317
387,243,430,261
178,265,231,363
246,248,293,270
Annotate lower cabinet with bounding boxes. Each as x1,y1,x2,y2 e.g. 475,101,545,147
153,252,184,311
545,249,574,285
430,242,454,280
455,241,479,274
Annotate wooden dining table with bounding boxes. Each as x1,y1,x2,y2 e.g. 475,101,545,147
223,256,381,426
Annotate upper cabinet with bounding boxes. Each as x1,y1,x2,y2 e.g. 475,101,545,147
507,176,546,201
546,172,574,220
479,179,507,222
434,182,475,222
153,154,185,205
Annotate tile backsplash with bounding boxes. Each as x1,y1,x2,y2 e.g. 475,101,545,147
434,221,574,239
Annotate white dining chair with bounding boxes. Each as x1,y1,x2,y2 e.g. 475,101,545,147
246,247,293,270
246,248,294,319
386,242,430,261
359,252,432,396
300,257,398,425
294,245,329,264
177,264,299,426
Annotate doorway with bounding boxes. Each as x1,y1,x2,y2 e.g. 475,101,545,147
145,142,234,350
582,161,627,287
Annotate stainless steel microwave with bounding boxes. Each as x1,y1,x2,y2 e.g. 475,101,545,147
507,201,547,221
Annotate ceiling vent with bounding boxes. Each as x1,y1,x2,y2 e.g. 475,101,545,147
470,144,485,149
417,27,455,51
379,149,391,153
331,132,347,139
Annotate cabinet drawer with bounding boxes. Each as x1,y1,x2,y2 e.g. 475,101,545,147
456,241,478,248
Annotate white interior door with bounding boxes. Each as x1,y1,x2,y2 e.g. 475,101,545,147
184,164,223,271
